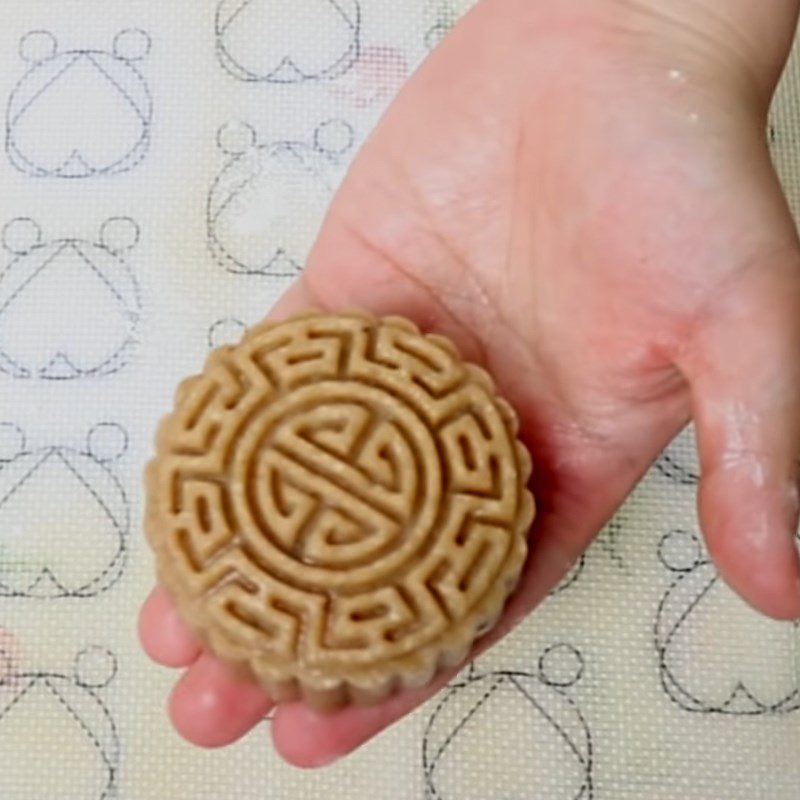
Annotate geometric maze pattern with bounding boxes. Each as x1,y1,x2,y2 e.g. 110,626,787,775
146,312,533,707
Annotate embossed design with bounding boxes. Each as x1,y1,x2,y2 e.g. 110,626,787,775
147,312,533,708
656,529,800,715
0,423,129,598
0,645,119,800
423,646,593,800
215,0,360,83
6,30,152,178
207,120,355,276
0,217,141,380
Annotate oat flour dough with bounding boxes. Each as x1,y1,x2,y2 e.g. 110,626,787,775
145,311,534,712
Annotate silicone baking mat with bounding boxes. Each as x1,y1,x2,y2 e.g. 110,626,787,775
0,2,798,798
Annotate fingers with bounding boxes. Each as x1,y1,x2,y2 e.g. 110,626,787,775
169,653,274,748
138,587,202,668
139,588,272,747
683,253,800,619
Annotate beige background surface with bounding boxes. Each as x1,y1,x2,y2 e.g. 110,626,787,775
0,2,797,798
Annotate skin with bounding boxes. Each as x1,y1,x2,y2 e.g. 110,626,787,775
140,0,800,767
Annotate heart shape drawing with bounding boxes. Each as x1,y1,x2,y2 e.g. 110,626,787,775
216,0,360,83
208,120,354,275
0,647,118,800
423,646,592,799
0,218,141,380
656,529,800,714
0,424,129,598
6,30,152,178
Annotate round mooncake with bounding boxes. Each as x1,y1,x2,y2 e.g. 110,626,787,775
145,311,534,711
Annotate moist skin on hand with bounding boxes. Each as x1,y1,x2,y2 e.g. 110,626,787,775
145,311,534,712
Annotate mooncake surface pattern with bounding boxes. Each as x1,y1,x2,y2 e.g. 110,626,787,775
146,311,533,710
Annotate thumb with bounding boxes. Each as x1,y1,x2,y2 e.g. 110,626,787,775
682,248,800,620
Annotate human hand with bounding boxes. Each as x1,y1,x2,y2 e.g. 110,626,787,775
140,0,800,766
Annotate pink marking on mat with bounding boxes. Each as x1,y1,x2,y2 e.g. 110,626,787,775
0,628,23,691
328,45,409,109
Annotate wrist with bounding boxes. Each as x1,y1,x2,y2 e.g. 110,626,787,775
495,0,798,105
608,0,800,98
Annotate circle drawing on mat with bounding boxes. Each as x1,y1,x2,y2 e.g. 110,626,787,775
538,644,584,688
208,318,247,349
112,28,152,62
2,217,42,255
656,529,800,715
0,424,130,599
6,30,152,178
657,528,704,574
0,217,141,380
215,0,361,84
19,31,59,64
86,423,129,464
74,646,118,689
423,648,592,800
146,311,534,711
0,647,119,800
207,121,355,276
312,118,354,157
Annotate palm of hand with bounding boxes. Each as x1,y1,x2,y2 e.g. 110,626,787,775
140,2,800,766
